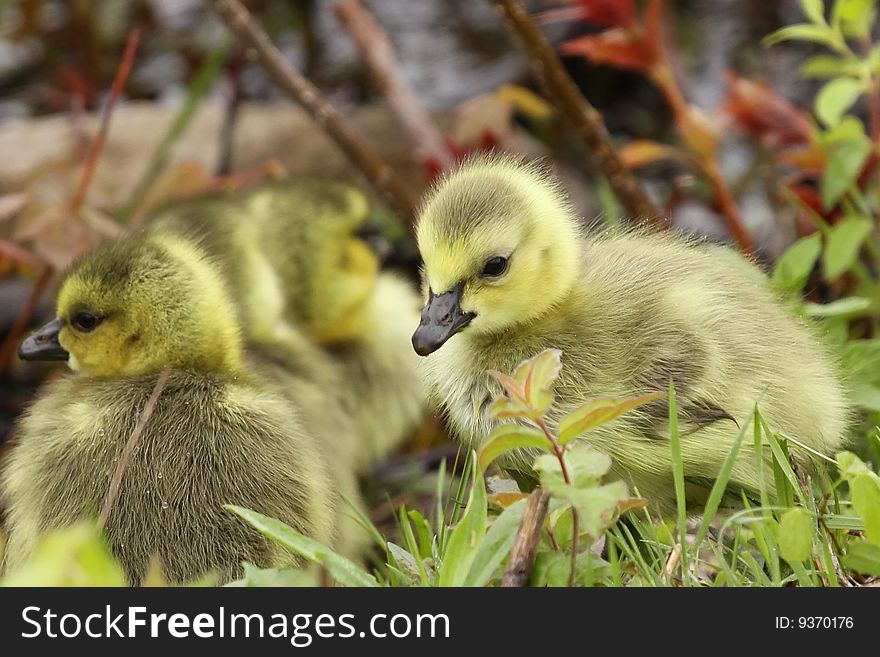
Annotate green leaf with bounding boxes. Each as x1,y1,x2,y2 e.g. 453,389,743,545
564,445,613,487
478,424,551,472
840,339,880,386
850,473,880,544
816,77,863,127
836,0,874,22
848,384,880,411
534,453,568,491
438,455,487,586
558,392,665,445
668,380,688,566
763,23,835,47
532,550,610,587
800,0,826,23
762,420,808,507
224,505,379,587
841,539,880,576
802,296,871,317
837,450,871,478
823,215,872,279
407,509,435,560
234,564,312,587
386,543,422,584
772,233,822,291
0,523,127,587
821,136,871,208
869,44,880,73
836,0,875,39
778,508,815,562
801,54,854,78
825,115,868,143
531,550,574,587
548,481,629,539
487,395,532,421
520,349,562,417
398,508,431,585
463,499,527,586
518,348,563,402
693,413,754,546
488,349,562,419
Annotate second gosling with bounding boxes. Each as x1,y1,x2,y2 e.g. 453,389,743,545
412,155,850,513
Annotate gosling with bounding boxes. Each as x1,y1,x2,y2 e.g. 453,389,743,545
150,181,426,470
1,233,341,584
412,155,850,513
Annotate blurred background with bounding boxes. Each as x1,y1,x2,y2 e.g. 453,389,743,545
2,0,879,529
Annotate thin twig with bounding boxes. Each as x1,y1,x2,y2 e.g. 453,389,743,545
502,488,551,587
536,416,580,586
69,27,141,215
208,0,418,222
487,0,662,227
98,368,172,530
334,0,452,169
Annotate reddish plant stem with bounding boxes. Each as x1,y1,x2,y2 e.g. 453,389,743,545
702,159,755,254
545,526,560,551
651,63,754,253
536,416,580,587
69,27,141,215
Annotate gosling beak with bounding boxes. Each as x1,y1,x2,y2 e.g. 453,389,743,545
355,225,393,264
412,283,475,356
19,318,69,362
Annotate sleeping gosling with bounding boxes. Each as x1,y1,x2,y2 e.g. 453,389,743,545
1,233,344,584
150,181,426,470
411,155,850,513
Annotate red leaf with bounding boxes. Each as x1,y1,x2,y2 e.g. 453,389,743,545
561,28,654,72
539,0,637,28
619,140,688,169
678,106,718,159
423,131,499,181
722,72,813,148
777,144,827,173
788,183,823,215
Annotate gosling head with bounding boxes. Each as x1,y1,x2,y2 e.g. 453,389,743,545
412,155,582,356
19,234,243,378
256,182,383,344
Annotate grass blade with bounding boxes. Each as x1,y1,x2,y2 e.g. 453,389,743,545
667,380,690,583
226,505,378,587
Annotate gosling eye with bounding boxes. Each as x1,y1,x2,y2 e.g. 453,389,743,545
71,311,101,333
480,256,510,279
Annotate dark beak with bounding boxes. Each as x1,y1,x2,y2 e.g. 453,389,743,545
355,225,393,265
19,318,69,362
412,283,475,356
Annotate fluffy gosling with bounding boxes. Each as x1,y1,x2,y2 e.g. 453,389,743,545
412,156,850,513
2,233,341,583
